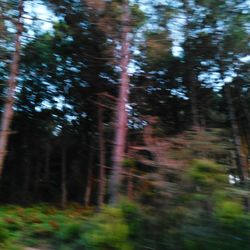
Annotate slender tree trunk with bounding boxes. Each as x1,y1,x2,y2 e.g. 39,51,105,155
98,104,106,208
182,0,199,128
190,74,199,128
22,160,31,204
84,144,94,207
44,144,51,182
109,0,131,204
225,85,248,182
61,146,67,209
34,161,42,197
0,0,23,176
241,95,250,150
242,95,250,130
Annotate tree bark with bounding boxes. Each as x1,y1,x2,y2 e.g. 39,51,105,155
190,73,200,128
241,95,250,150
84,143,94,207
0,0,23,176
44,143,51,182
109,0,131,204
190,73,199,128
34,161,42,197
22,160,31,204
242,95,250,130
182,0,199,128
97,104,106,208
225,85,248,182
61,145,67,209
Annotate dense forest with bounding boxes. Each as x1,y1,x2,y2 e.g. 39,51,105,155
0,0,249,249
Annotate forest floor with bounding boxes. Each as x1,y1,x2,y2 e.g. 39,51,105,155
0,205,95,250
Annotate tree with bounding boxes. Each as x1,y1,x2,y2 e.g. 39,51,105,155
0,0,23,176
109,0,131,204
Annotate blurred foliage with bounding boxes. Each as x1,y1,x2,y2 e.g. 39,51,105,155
0,203,136,250
1,129,250,249
187,159,227,188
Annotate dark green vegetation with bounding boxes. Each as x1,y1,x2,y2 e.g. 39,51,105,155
0,0,249,249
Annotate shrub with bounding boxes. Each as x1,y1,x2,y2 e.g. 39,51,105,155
83,206,133,250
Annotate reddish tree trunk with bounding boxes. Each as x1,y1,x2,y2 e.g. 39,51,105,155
0,0,23,176
109,0,131,204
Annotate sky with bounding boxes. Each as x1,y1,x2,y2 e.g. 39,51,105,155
24,1,56,32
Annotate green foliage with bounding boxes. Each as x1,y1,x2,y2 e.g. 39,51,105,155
0,204,138,250
123,158,136,168
131,4,146,28
214,200,244,224
118,199,143,244
144,31,171,62
188,159,227,188
83,206,133,250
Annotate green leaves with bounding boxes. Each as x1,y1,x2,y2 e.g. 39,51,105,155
130,4,146,28
214,200,244,224
188,159,227,188
83,206,133,250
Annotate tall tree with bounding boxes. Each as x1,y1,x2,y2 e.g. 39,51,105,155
225,84,248,182
0,0,23,176
109,0,131,204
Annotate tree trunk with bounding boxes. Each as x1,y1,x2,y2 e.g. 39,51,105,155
182,0,199,128
34,162,42,198
225,85,248,182
22,160,31,204
44,144,51,182
84,143,94,207
61,146,67,209
190,74,199,128
0,0,23,176
109,0,131,204
242,95,250,130
241,95,250,150
98,104,106,208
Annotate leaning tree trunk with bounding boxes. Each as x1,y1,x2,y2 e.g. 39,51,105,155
225,85,248,182
109,0,131,204
0,0,23,176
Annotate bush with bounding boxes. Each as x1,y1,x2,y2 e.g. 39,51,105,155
187,159,227,189
83,206,133,250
